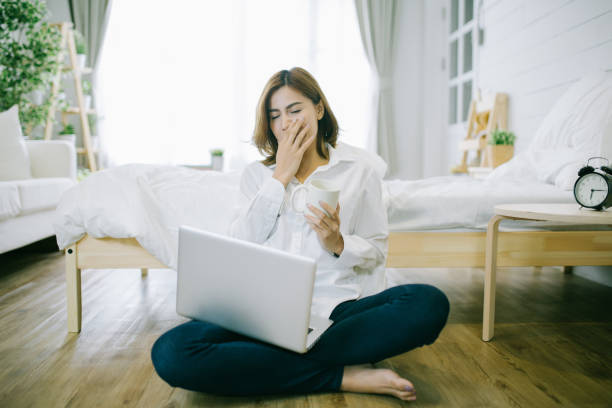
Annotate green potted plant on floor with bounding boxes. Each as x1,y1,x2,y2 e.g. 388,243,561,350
486,129,515,167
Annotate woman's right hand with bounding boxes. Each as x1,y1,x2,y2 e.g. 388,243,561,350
272,117,316,188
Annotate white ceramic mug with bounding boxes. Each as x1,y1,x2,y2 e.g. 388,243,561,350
291,179,340,217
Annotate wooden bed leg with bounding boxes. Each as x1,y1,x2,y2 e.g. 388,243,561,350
563,266,574,274
483,215,504,342
141,268,148,277
65,244,82,333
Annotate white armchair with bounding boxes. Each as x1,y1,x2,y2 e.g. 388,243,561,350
0,140,76,253
26,140,77,180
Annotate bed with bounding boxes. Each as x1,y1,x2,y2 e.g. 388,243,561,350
56,72,612,333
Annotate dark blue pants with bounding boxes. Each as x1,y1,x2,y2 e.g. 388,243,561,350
151,284,450,396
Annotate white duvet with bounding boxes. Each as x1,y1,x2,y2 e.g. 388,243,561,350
54,164,243,270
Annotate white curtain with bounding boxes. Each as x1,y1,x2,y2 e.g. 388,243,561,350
354,0,398,175
96,0,372,169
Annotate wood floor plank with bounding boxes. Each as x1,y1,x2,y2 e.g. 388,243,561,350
1,249,611,407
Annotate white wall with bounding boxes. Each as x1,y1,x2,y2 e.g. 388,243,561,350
421,0,447,178
390,0,449,180
474,0,612,155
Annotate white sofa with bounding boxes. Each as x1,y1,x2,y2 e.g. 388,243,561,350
0,140,76,253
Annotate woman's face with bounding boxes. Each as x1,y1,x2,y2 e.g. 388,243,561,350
268,86,323,143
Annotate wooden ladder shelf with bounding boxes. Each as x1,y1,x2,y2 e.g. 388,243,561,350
44,22,97,172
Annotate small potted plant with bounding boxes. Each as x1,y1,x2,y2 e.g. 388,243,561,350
74,30,87,69
88,113,100,150
486,129,515,167
82,80,92,109
210,148,224,171
58,123,76,145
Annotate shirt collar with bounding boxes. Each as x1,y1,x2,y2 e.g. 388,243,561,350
327,142,357,168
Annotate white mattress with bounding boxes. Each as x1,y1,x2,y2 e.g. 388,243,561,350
383,175,575,231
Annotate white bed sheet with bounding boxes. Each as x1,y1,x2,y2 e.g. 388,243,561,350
384,176,574,231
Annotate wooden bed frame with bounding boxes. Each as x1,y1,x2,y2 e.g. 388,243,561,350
65,229,612,333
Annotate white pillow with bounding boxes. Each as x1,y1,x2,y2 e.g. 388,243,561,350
0,105,31,181
554,161,582,191
530,71,612,154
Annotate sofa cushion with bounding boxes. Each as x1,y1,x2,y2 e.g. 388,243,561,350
0,182,21,221
0,209,56,254
14,178,75,215
0,105,32,181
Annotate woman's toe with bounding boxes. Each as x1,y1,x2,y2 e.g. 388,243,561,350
392,377,415,392
395,390,417,401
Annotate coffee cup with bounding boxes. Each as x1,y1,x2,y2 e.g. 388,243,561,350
290,179,340,217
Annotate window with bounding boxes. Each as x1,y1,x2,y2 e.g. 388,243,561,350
448,0,477,125
96,0,371,168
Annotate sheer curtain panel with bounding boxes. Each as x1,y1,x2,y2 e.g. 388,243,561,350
354,0,398,175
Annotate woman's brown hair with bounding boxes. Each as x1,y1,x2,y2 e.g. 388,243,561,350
253,67,339,166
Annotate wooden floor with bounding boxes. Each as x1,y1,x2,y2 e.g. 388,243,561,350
1,241,611,407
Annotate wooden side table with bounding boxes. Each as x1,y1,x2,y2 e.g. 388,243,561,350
482,203,612,341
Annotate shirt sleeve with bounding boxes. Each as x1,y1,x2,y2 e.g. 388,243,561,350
335,168,388,271
229,162,286,244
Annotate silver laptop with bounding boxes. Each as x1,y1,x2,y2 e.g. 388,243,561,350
176,225,333,354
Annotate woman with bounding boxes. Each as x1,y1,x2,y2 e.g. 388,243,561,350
151,67,449,402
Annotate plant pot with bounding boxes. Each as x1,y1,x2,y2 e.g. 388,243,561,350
58,134,76,145
486,145,514,168
83,95,92,109
77,54,87,69
211,155,224,171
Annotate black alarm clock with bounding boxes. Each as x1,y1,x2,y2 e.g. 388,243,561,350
573,157,612,210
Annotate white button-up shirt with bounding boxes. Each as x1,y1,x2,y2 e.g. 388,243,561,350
229,143,388,319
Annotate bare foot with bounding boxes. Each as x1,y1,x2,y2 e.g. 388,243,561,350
340,364,416,401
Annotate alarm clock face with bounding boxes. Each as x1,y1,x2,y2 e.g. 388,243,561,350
574,172,609,207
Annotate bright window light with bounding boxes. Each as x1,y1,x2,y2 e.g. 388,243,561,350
96,0,372,169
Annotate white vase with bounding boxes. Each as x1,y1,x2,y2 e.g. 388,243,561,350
77,54,87,69
211,155,224,171
83,95,92,109
58,134,76,145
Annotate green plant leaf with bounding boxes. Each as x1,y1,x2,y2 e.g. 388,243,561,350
488,129,516,146
0,0,62,136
